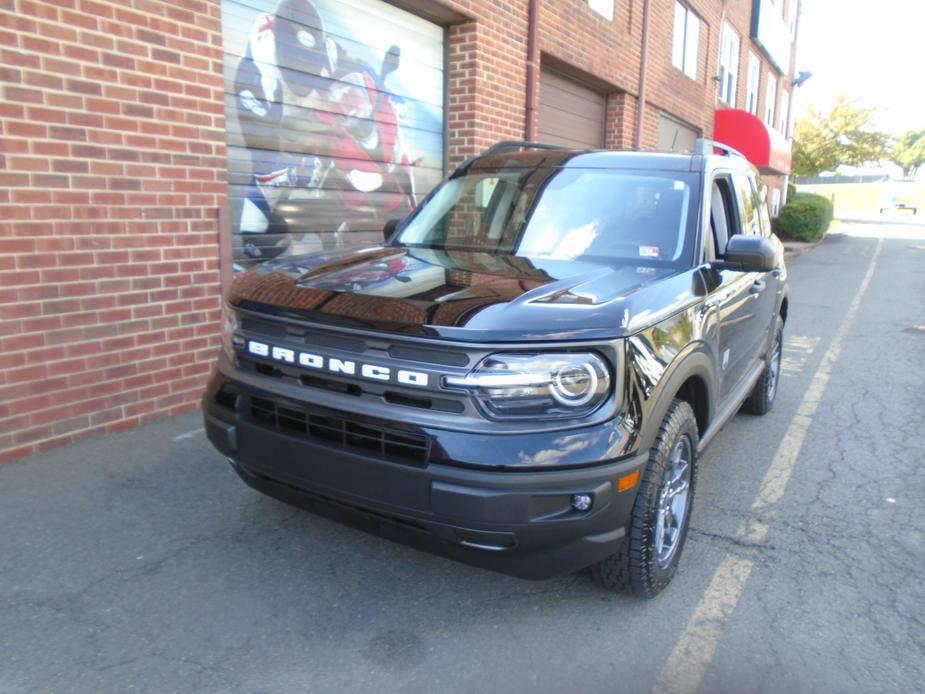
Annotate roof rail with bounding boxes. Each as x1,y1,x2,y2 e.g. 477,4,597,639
694,138,745,159
480,141,573,156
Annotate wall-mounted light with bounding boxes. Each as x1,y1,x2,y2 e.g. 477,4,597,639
792,71,813,87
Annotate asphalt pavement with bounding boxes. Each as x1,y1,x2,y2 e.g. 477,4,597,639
2,221,924,694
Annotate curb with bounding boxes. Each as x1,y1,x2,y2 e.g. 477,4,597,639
782,237,823,259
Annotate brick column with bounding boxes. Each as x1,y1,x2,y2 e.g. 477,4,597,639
446,6,529,170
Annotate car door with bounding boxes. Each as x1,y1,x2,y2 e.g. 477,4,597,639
731,172,778,359
703,174,765,400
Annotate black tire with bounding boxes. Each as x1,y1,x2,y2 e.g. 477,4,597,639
742,316,784,415
591,400,699,597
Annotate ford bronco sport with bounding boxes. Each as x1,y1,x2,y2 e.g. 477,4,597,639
203,139,788,597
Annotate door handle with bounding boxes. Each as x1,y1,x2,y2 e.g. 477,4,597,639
750,280,766,295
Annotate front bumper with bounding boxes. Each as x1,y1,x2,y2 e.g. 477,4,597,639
203,382,647,580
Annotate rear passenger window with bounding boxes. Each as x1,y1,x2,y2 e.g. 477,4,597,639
732,173,763,236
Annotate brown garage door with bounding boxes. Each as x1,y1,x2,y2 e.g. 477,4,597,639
538,69,606,149
658,114,699,152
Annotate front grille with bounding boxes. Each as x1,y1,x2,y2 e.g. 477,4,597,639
237,357,466,414
249,396,430,466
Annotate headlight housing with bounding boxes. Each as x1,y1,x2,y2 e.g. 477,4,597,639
445,352,611,420
220,302,242,362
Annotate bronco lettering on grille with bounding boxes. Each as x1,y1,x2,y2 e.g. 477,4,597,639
246,340,429,387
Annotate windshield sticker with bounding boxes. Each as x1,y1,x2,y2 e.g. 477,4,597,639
639,245,660,258
636,266,657,275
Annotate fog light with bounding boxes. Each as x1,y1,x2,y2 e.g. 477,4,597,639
571,494,593,512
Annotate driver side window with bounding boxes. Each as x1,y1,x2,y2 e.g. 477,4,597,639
708,176,737,260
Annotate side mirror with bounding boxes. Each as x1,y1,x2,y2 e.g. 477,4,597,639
383,218,401,241
715,234,777,272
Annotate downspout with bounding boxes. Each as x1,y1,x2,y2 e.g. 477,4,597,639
524,0,539,140
634,0,651,149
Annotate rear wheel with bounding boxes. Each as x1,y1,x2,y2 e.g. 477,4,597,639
591,400,698,597
742,316,783,415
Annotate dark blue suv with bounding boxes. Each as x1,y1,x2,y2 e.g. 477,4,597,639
203,140,788,597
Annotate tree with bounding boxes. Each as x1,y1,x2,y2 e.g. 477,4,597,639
892,130,925,177
791,96,891,177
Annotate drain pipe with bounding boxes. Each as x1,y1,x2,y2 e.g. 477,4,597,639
524,0,539,140
634,0,651,148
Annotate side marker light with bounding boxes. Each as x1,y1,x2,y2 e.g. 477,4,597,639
618,469,641,493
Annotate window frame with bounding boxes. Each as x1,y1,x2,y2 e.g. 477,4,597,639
587,0,614,20
718,22,740,106
764,73,777,127
745,53,760,115
778,88,790,135
672,1,701,80
706,173,739,261
732,172,765,237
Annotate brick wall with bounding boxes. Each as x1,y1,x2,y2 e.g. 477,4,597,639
446,2,529,170
0,0,225,462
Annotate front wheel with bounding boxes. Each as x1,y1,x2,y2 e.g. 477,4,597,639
591,400,699,597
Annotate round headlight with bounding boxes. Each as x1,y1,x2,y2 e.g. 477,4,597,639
445,352,611,420
550,362,599,406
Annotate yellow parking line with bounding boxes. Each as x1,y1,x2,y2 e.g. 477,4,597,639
655,237,884,694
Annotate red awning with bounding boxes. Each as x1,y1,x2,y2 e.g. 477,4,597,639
713,109,791,175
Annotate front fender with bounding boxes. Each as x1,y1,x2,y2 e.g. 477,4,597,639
624,307,718,455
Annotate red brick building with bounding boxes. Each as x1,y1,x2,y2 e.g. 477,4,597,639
0,0,800,461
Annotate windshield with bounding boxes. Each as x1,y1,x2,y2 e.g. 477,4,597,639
395,167,700,267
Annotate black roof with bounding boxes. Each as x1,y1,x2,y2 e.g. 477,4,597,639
460,139,753,175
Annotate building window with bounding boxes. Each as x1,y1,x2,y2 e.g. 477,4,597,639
778,89,790,135
718,23,740,106
588,0,614,20
672,2,700,80
745,53,760,115
764,74,777,127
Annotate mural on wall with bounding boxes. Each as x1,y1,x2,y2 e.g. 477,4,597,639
222,0,445,269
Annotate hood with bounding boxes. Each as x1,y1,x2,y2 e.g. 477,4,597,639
227,245,703,342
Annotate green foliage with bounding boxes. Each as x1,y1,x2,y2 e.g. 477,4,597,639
787,183,797,199
792,95,891,177
773,192,834,242
892,130,925,177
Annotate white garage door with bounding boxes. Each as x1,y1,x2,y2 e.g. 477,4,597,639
221,0,445,268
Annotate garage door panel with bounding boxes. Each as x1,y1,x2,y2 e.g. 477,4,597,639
541,69,605,105
657,114,699,153
536,132,602,150
539,68,605,149
538,105,604,142
221,0,444,269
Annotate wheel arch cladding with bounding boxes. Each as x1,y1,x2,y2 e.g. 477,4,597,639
674,373,710,437
638,350,714,452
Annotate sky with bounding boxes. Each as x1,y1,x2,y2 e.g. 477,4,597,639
793,0,925,134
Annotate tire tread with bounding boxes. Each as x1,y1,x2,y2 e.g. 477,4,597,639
591,399,698,597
